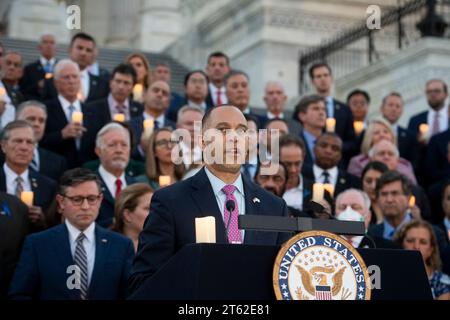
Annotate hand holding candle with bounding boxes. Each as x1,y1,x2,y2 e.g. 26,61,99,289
326,118,336,133
159,175,171,187
114,113,125,122
143,119,154,133
20,191,34,207
71,111,83,123
323,183,334,198
312,183,324,202
353,121,364,135
133,84,144,102
419,124,429,141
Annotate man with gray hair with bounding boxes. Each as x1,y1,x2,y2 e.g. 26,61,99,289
335,188,398,249
94,122,135,228
261,81,288,127
14,100,67,180
176,105,204,169
40,59,106,168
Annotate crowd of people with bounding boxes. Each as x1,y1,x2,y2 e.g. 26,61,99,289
0,31,449,300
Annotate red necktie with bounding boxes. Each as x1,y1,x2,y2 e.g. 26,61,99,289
115,179,122,199
216,89,222,106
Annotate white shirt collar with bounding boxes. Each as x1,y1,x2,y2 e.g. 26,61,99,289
429,105,448,117
98,165,126,198
266,111,284,119
204,166,244,198
3,163,29,189
143,111,165,126
313,164,338,184
58,94,81,110
209,83,226,95
39,56,56,67
65,219,96,245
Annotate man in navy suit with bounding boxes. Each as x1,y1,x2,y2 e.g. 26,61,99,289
8,168,134,300
425,130,450,185
0,120,57,231
20,34,57,100
130,80,175,162
40,59,105,168
309,63,356,161
128,106,292,293
94,123,135,228
85,64,143,124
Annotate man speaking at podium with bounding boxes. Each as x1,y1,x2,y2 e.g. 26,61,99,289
129,105,291,293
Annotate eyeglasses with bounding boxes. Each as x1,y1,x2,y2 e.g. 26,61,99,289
62,194,102,206
155,139,177,148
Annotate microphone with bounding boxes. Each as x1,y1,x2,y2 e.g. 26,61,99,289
225,200,235,243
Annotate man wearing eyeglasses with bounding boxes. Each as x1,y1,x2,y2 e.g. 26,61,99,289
9,168,134,300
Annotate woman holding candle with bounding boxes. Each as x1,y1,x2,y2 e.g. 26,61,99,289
112,183,154,252
125,53,152,103
395,220,450,300
135,128,185,189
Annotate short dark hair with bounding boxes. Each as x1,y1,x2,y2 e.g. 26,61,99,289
70,32,96,47
309,62,332,79
184,70,209,87
381,92,403,106
0,120,34,142
111,63,137,84
426,79,448,94
224,70,249,87
58,168,102,196
375,170,412,198
207,51,230,66
264,118,288,130
279,134,306,158
293,94,325,119
347,89,371,104
244,114,260,131
362,161,389,180
255,162,288,182
316,132,343,148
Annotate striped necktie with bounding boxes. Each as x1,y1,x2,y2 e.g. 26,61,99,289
15,176,24,198
74,232,89,300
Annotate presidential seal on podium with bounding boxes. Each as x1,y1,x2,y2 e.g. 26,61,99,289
273,230,371,300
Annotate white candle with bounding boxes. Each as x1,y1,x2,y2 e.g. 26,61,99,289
409,196,416,207
312,183,324,202
0,87,5,100
419,124,429,139
143,119,154,132
323,183,334,197
326,118,336,132
159,175,171,187
20,191,34,207
195,216,216,243
353,121,364,135
71,111,83,123
114,113,125,122
133,84,144,102
45,73,53,80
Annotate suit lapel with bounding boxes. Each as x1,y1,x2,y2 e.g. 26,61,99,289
335,170,347,196
190,168,227,243
0,169,7,192
97,170,115,205
89,225,109,298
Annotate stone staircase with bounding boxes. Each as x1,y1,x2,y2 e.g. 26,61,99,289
1,37,189,94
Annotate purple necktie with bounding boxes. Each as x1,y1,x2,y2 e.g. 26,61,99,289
222,185,242,244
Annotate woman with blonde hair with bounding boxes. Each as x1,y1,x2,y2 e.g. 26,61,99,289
347,117,415,180
395,220,450,300
135,127,186,189
125,53,152,102
112,183,154,252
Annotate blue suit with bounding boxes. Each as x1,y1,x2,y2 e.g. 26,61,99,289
128,167,292,293
407,111,428,137
8,223,134,300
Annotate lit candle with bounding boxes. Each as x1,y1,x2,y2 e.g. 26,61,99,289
159,175,171,187
20,191,34,207
71,111,83,123
312,183,324,202
326,118,336,132
195,216,216,243
45,73,53,80
409,196,416,207
353,121,364,135
323,183,334,197
114,113,125,122
133,84,144,102
0,87,5,100
143,119,154,132
419,124,429,139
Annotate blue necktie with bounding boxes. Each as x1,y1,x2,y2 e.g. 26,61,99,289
44,61,52,73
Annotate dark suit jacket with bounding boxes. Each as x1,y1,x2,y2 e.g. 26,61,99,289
331,99,357,162
129,114,176,162
166,97,214,123
3,83,26,107
85,98,143,123
40,98,106,168
397,126,420,170
287,176,315,218
38,147,68,181
407,111,428,137
128,168,292,293
0,168,56,212
299,131,315,169
425,129,450,185
96,171,136,228
0,193,29,299
8,223,134,300
20,59,58,100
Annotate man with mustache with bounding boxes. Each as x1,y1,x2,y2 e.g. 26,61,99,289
94,123,135,228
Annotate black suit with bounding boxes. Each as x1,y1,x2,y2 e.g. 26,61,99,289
128,168,292,293
96,171,136,228
397,126,420,170
40,98,106,168
0,192,29,299
37,148,68,181
20,59,56,100
330,99,357,162
166,97,214,123
85,97,143,124
425,129,450,185
407,111,428,137
3,83,26,107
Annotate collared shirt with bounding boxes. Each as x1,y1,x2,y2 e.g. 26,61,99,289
108,93,130,120
187,99,207,111
303,130,317,161
3,163,31,196
427,105,449,135
58,94,82,122
179,142,202,169
80,69,90,100
266,111,284,120
39,56,56,70
391,123,399,137
32,147,40,171
143,111,166,128
313,164,338,186
0,81,16,128
65,219,96,286
88,62,100,76
204,166,245,239
98,165,127,199
383,212,413,240
325,96,334,118
283,175,304,210
209,83,228,106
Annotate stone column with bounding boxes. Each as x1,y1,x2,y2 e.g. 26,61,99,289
105,0,140,48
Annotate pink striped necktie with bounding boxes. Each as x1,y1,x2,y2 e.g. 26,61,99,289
222,185,242,244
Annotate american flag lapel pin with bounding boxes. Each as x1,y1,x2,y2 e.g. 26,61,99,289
252,197,260,203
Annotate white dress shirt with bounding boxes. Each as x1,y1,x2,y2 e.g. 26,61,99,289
283,175,304,210
65,219,96,286
266,111,284,119
4,163,31,196
313,164,338,186
204,167,245,240
58,95,82,123
0,80,16,128
427,105,449,134
98,165,127,199
143,111,166,128
209,83,227,106
39,56,56,70
80,69,90,100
